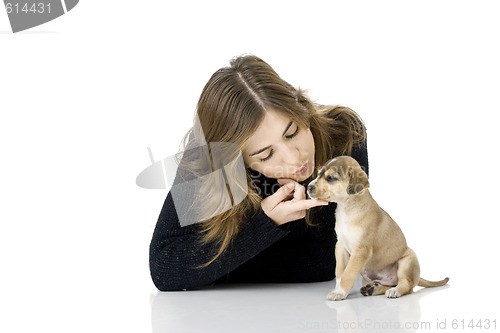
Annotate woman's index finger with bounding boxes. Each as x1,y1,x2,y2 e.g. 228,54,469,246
289,198,329,211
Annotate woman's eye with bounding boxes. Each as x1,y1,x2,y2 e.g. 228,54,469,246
260,149,274,162
326,175,337,182
259,125,298,162
285,126,299,139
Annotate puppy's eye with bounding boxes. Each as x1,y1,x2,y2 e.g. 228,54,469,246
326,175,337,182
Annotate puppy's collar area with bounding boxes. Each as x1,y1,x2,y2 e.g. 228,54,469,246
336,189,373,209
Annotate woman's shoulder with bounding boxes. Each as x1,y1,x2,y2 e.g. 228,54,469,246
318,104,368,173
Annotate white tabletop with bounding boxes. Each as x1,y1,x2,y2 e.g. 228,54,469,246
149,275,482,333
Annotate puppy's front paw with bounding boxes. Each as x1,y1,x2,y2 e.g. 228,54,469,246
327,289,347,301
385,287,401,298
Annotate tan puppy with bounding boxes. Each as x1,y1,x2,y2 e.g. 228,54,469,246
307,156,449,300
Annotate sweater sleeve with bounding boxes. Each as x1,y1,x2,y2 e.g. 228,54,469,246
149,190,290,291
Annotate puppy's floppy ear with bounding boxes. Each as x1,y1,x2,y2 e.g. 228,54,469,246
347,166,369,195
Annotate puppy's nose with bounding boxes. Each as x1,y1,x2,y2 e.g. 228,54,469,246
307,184,315,193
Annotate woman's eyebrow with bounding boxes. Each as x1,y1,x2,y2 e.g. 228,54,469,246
249,121,293,156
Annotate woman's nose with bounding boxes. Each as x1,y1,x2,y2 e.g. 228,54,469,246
280,144,301,165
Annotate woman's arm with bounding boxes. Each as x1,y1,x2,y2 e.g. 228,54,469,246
149,191,290,291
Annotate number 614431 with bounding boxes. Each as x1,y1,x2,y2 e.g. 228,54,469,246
5,2,51,14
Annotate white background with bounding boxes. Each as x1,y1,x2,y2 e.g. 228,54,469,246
1,1,499,332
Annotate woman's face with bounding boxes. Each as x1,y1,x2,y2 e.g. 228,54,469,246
243,110,315,182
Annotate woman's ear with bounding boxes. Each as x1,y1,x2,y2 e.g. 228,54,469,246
347,166,370,195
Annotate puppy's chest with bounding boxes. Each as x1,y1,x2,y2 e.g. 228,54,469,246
335,206,362,254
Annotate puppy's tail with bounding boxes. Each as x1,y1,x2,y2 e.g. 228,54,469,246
417,277,449,288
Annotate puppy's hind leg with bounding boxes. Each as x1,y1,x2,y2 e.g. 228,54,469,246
361,281,393,296
386,248,420,298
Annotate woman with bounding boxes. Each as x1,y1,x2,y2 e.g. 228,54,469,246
149,54,368,291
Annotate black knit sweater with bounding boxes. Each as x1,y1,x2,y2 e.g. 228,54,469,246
149,140,369,291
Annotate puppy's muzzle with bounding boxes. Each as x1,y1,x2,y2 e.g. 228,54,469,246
307,184,315,194
307,184,316,199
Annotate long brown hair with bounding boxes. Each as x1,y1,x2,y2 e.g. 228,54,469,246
177,54,366,266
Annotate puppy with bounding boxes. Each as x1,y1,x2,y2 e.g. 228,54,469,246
307,156,449,300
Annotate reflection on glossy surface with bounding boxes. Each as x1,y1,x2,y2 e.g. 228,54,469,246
151,276,449,333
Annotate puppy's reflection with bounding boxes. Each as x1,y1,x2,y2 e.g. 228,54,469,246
150,277,448,333
325,277,431,333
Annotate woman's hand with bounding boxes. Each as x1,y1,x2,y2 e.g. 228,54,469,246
260,179,330,226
